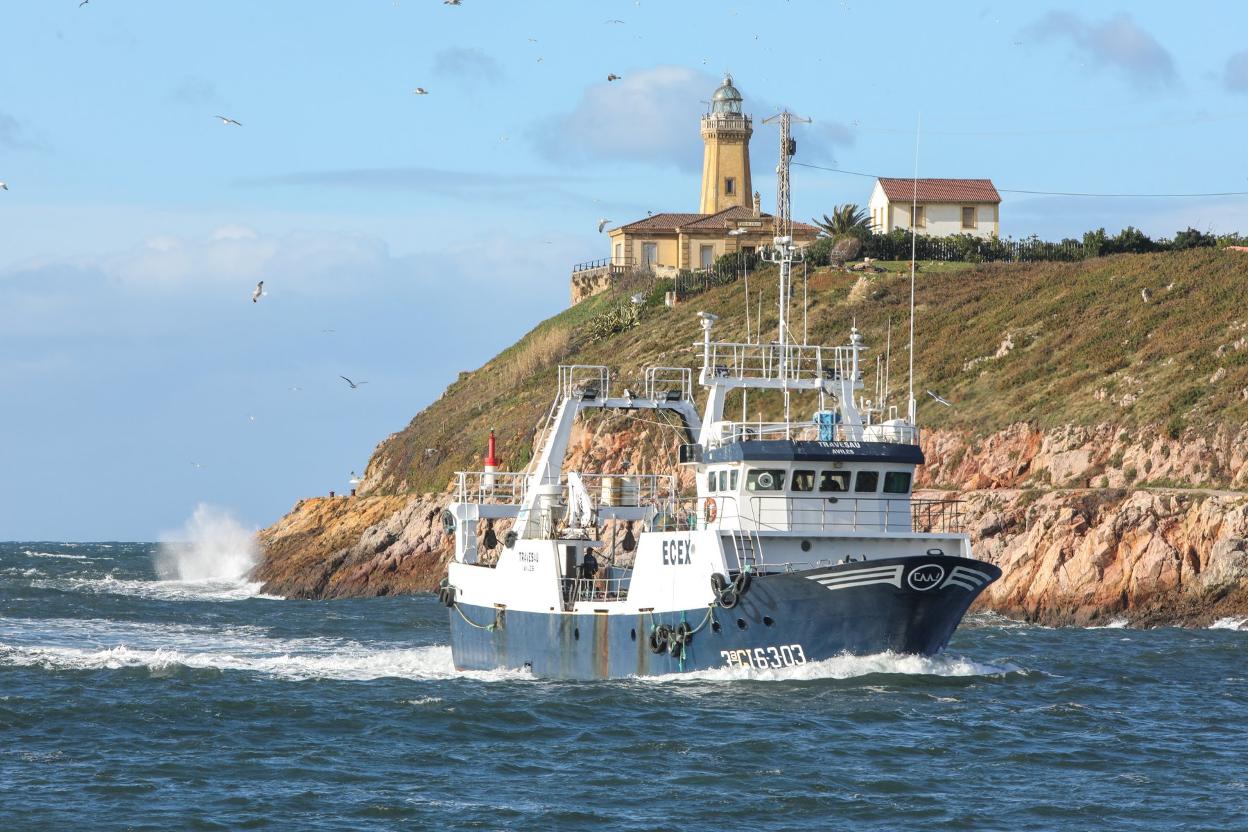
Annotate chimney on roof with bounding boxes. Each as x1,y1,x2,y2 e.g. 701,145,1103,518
752,191,761,217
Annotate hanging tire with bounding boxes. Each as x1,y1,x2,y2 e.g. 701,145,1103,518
669,640,683,660
718,589,739,609
735,571,753,596
710,573,729,594
675,622,692,646
649,625,670,654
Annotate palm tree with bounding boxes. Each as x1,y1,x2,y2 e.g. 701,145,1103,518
813,203,871,239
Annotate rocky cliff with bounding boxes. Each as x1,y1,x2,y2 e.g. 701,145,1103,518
256,419,1248,627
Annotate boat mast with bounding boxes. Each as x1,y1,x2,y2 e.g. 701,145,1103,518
762,109,810,428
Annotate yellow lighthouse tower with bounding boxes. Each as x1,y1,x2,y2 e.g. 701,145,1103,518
698,74,753,214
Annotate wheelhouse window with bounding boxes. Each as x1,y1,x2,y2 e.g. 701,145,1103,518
718,470,730,491
746,469,785,492
883,471,912,494
819,471,850,492
961,206,977,229
707,471,717,493
791,470,816,492
729,470,739,490
854,470,879,493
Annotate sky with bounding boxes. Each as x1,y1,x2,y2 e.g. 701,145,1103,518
3,1,1248,540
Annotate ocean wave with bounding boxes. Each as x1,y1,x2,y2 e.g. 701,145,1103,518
22,550,90,561
1209,617,1247,631
0,616,526,682
30,575,279,602
639,650,1024,683
1087,617,1130,629
0,642,527,682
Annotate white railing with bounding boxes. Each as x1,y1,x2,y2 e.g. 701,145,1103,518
704,341,861,387
563,574,632,604
455,471,529,504
558,365,610,400
644,366,693,402
743,496,965,534
573,473,678,509
711,419,919,446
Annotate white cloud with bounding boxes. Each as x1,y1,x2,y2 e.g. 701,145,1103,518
1022,11,1177,90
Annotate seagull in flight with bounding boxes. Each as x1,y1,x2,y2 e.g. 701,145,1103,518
340,376,369,389
607,73,622,82
443,0,461,5
215,115,242,127
926,390,953,407
0,182,8,191
597,218,612,233
251,280,265,303
79,0,89,6
412,87,429,95
605,19,624,24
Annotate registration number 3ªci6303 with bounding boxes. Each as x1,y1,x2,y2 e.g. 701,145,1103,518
720,644,806,669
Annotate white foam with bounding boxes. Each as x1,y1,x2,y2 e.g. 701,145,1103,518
32,574,277,601
1209,617,1247,631
1087,617,1130,629
639,650,1022,683
22,550,90,560
0,616,526,683
155,504,258,582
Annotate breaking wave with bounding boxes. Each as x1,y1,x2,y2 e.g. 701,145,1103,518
155,504,257,582
1209,617,1247,631
31,574,276,601
0,616,526,682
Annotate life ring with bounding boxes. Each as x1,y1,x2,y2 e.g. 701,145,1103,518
704,498,718,523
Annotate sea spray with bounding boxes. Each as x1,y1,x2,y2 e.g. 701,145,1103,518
156,504,258,581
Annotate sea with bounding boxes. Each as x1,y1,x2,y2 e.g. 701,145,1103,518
1,540,1246,831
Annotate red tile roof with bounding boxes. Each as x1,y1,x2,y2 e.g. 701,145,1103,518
877,177,1000,203
614,206,820,236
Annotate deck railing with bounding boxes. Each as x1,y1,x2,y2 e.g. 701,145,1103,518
562,574,631,605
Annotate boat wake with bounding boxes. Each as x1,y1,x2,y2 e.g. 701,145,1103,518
640,650,1024,683
0,617,527,682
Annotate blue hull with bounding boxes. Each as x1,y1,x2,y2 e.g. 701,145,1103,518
448,555,1000,680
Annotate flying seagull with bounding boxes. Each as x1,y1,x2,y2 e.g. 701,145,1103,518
215,115,242,127
340,376,369,389
251,280,264,303
412,87,429,95
607,73,621,82
79,0,89,6
0,182,8,191
605,19,624,24
443,0,461,5
926,390,953,407
597,218,611,233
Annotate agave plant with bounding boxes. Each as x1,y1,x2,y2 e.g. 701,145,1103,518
813,203,871,239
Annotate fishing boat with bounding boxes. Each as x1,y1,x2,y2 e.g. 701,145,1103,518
439,114,999,680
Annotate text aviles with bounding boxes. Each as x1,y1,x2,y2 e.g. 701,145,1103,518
662,539,694,565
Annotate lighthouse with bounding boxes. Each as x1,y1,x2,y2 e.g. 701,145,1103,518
483,429,500,489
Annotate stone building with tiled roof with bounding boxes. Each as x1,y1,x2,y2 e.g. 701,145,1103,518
570,74,819,304
867,177,1001,239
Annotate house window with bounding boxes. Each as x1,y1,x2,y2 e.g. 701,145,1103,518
883,472,912,494
642,242,657,266
912,206,925,228
699,245,714,269
724,177,736,196
614,242,623,264
961,206,977,229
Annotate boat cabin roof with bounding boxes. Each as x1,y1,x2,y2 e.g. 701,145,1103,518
702,439,924,465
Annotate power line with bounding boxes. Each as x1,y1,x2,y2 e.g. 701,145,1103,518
791,161,1248,199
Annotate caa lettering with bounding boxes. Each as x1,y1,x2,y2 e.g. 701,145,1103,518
661,539,694,565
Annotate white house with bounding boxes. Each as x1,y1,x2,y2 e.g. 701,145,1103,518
867,178,1001,238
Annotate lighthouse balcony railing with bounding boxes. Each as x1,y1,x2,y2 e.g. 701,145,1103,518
455,471,529,505
702,341,864,387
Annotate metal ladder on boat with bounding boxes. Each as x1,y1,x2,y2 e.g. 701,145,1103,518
728,529,762,575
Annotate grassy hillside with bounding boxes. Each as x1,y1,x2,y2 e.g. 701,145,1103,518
361,249,1248,496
